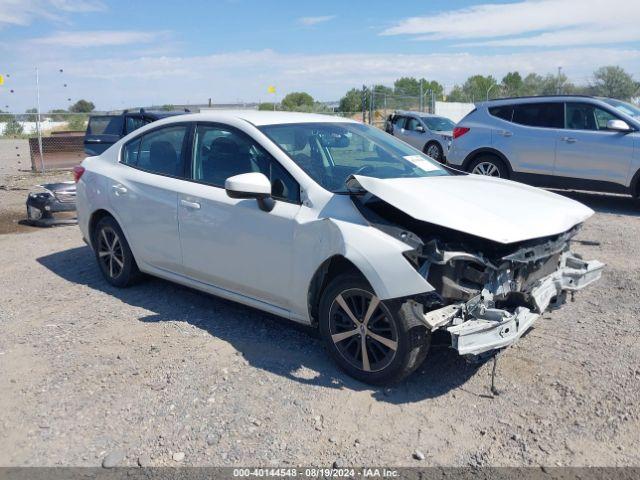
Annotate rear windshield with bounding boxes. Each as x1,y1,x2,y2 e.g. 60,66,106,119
421,116,455,132
87,116,123,135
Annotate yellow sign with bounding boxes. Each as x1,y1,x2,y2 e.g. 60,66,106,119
267,85,276,94
0,74,4,86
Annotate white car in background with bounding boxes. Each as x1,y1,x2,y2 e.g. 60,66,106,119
75,111,603,385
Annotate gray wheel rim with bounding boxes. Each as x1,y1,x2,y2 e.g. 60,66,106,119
472,161,501,177
97,226,125,279
328,288,398,373
426,144,441,160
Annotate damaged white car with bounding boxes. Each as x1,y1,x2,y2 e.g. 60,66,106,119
76,112,604,385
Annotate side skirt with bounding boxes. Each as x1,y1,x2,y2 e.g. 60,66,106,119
140,263,312,326
512,172,631,195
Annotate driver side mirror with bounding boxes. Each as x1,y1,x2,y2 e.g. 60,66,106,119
225,172,275,212
606,119,633,132
415,125,425,133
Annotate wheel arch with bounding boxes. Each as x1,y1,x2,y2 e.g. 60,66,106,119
462,147,513,177
88,208,130,250
423,140,443,156
307,255,369,327
630,167,640,197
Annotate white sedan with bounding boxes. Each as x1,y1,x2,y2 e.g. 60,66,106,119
75,111,603,385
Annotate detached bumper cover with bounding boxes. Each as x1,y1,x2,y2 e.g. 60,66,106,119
419,252,604,356
26,182,77,226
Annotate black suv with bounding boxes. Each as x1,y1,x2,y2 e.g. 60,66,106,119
84,109,187,155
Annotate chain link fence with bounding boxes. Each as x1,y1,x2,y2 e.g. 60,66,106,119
0,112,88,171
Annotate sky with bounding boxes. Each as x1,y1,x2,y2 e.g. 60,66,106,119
1,0,639,111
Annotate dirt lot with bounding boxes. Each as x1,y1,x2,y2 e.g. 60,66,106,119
0,138,639,467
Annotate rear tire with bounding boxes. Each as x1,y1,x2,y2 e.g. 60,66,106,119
319,274,430,385
92,216,141,288
468,155,509,178
424,142,443,163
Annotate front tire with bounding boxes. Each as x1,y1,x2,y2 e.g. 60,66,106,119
93,216,141,288
319,275,430,385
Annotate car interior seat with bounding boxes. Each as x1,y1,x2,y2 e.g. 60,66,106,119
202,137,253,186
148,141,179,176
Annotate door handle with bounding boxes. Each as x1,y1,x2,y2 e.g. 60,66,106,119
498,130,513,137
111,184,127,196
180,199,201,210
561,136,577,143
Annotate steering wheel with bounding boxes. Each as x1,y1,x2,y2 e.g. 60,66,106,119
353,165,376,176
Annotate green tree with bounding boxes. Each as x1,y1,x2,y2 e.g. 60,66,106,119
3,117,24,136
338,88,366,113
160,104,175,111
394,77,421,96
538,73,576,95
591,66,639,100
25,107,38,122
49,109,69,121
258,102,277,111
421,80,445,101
460,75,499,102
393,78,443,101
521,73,544,96
281,92,314,111
501,72,524,97
69,99,95,113
446,85,468,102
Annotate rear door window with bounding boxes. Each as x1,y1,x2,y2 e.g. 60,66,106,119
134,125,189,177
393,116,406,129
512,103,564,128
122,138,141,166
489,105,513,122
87,116,124,135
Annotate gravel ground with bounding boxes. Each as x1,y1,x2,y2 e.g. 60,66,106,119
1,139,639,467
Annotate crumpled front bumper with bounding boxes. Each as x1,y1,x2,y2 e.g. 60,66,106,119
417,251,604,356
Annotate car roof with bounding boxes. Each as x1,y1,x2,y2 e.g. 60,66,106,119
480,95,601,107
164,110,359,127
395,110,441,117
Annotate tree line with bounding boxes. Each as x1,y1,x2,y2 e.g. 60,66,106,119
258,65,639,114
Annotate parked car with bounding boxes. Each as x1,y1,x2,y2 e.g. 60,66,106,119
388,110,455,163
447,95,640,198
75,111,603,385
84,109,187,156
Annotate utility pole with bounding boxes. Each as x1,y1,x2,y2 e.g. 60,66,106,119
557,66,563,95
35,67,45,173
361,85,367,123
369,86,374,125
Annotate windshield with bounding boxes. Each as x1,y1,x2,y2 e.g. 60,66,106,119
601,98,640,118
421,116,456,132
260,122,449,193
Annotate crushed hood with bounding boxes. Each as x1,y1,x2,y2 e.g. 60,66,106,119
352,174,594,244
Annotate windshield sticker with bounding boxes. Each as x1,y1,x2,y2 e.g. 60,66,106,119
403,155,441,172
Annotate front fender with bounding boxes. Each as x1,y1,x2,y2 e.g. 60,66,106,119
289,217,434,323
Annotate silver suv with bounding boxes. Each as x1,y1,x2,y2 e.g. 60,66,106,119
447,96,640,198
388,111,455,163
